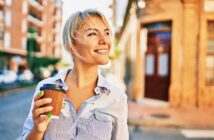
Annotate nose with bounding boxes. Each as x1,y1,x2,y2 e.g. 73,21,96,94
98,34,109,45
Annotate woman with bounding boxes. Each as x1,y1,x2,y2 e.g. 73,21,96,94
22,9,129,140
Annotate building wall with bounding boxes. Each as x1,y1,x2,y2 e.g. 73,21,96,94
0,0,5,49
0,0,63,71
140,0,184,106
117,0,214,108
198,0,214,108
117,4,144,101
11,0,23,50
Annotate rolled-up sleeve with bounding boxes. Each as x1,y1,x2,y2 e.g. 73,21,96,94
21,83,42,140
111,95,129,140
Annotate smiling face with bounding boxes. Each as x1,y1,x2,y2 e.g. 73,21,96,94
72,16,112,65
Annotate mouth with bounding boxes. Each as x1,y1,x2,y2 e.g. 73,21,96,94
94,49,109,55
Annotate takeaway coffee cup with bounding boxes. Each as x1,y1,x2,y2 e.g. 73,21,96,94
40,83,65,119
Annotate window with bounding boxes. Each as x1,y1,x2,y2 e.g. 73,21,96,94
4,32,10,48
22,1,28,14
206,21,214,85
22,37,26,49
55,23,61,33
5,10,11,27
0,10,3,21
145,54,154,76
5,0,12,6
22,20,27,33
158,53,169,76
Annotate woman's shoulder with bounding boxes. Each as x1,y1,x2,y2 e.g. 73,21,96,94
105,79,127,101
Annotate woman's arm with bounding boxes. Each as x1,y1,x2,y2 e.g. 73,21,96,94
26,127,45,140
21,83,52,140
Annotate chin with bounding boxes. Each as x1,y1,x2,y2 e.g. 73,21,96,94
98,59,109,65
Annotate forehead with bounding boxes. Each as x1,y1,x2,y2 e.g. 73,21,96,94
79,16,108,30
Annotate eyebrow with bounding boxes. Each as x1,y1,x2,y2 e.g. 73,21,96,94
85,28,110,33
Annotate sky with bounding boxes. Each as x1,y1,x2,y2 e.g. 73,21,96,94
62,0,113,24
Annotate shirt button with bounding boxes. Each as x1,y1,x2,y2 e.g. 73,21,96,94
94,87,101,94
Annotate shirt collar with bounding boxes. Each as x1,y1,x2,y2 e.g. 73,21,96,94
95,72,111,95
50,67,111,95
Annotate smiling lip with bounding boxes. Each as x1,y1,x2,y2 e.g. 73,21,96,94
94,49,109,55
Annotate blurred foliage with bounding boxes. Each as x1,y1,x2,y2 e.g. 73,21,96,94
27,39,40,52
32,56,60,68
109,39,122,60
0,51,9,69
110,46,122,60
28,27,36,34
27,27,38,71
26,27,60,77
31,56,60,75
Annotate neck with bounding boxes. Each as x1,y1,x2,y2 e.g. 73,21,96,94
69,60,98,88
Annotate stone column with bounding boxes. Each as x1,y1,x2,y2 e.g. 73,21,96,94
132,19,143,101
127,3,143,101
181,0,198,108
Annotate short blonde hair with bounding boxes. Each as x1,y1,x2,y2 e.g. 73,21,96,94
62,9,110,53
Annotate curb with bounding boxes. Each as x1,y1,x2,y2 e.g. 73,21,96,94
128,118,214,129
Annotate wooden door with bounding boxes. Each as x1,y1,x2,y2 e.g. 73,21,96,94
143,22,171,101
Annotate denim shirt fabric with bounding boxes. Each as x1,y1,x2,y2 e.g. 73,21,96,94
21,68,129,140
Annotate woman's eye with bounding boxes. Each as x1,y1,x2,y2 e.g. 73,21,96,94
88,32,97,36
105,32,110,36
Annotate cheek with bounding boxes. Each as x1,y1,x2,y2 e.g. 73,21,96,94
107,39,112,46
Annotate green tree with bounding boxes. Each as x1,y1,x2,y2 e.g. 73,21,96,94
27,27,37,71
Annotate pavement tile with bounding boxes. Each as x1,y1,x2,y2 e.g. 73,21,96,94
128,99,214,129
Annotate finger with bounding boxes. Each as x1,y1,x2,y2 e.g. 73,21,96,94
37,114,52,124
62,99,65,109
62,103,64,109
34,98,52,109
33,106,53,118
34,91,44,101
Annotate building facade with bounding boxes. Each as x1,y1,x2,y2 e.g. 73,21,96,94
0,0,62,72
116,0,214,108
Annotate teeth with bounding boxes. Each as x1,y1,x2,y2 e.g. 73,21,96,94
98,50,107,53
95,49,108,54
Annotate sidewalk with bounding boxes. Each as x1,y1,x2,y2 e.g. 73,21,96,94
128,98,214,129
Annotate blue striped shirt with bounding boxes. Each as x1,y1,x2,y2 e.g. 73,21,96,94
21,68,129,140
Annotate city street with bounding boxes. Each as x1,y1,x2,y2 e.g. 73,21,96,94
0,88,214,140
0,88,34,140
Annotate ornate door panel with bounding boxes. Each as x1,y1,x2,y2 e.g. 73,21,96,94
143,22,171,101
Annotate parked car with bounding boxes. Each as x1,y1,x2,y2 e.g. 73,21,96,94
17,69,34,82
0,70,17,84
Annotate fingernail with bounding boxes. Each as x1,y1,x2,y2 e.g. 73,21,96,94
48,106,53,110
38,91,43,95
47,98,52,102
47,113,52,118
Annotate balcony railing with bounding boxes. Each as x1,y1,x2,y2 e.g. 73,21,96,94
28,0,44,12
27,15,43,27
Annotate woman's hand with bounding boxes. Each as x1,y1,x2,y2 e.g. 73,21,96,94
32,91,53,133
